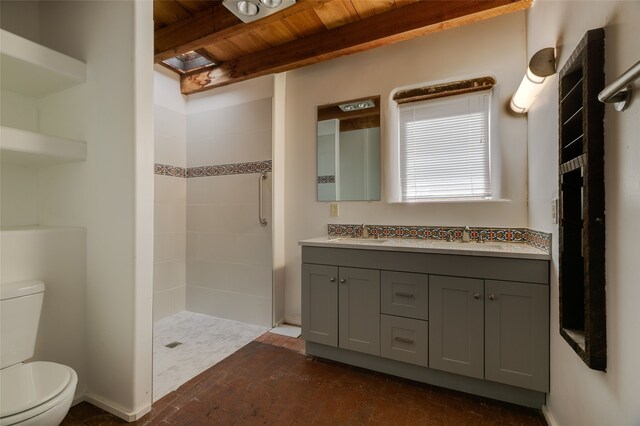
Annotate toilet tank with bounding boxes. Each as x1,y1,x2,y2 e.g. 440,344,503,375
0,280,45,369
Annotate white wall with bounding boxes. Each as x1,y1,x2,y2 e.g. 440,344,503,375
34,0,154,419
153,67,187,321
526,1,640,425
0,0,40,43
282,12,528,324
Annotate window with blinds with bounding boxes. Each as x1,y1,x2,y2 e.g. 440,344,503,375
399,91,492,201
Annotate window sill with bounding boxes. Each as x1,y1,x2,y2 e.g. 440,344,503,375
388,198,511,204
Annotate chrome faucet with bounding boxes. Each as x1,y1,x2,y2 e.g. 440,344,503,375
360,224,369,239
462,226,471,242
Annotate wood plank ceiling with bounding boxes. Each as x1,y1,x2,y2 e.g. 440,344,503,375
154,0,532,95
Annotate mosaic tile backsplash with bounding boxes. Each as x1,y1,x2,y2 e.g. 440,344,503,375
328,224,551,253
317,175,336,184
154,161,271,178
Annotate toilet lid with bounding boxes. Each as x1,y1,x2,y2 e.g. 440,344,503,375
0,362,71,418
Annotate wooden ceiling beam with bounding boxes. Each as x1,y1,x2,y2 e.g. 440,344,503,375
180,0,531,95
154,0,324,63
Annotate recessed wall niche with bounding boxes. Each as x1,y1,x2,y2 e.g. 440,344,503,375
557,28,606,371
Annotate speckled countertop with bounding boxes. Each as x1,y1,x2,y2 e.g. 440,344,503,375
299,236,550,260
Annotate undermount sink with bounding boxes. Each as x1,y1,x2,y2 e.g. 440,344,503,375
331,238,388,244
443,240,504,248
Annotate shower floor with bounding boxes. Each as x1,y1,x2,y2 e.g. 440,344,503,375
153,311,268,401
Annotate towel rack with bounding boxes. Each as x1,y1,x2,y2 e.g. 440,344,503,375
598,60,640,111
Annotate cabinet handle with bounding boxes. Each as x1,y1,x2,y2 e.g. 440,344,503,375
394,337,414,344
473,293,481,299
394,291,414,298
329,277,336,282
340,278,346,284
489,294,496,301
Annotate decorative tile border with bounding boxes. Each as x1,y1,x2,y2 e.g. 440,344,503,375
154,163,186,178
154,160,271,178
328,224,551,253
317,175,336,184
526,229,552,252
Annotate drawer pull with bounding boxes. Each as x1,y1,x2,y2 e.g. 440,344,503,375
394,337,414,345
394,291,414,298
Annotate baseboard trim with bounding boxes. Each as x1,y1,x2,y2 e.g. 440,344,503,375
542,404,559,426
84,394,151,422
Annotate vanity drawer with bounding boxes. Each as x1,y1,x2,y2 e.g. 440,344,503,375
381,314,428,367
381,271,428,320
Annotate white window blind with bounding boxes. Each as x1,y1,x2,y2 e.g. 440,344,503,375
399,91,491,201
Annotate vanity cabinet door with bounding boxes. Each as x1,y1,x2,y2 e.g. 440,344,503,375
485,280,549,392
429,275,484,379
338,267,381,356
302,264,338,347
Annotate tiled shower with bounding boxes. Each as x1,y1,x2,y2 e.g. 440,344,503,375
185,98,273,327
153,84,273,327
152,71,274,399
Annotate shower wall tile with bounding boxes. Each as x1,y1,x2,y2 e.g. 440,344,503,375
187,98,272,143
187,261,271,299
186,285,271,327
195,233,236,263
155,175,186,204
154,232,186,263
233,234,272,266
154,260,186,292
155,105,187,168
187,130,272,167
186,260,228,290
154,103,187,321
153,286,186,322
185,97,273,328
154,203,186,235
155,104,187,141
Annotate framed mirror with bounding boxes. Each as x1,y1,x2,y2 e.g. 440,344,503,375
317,96,381,201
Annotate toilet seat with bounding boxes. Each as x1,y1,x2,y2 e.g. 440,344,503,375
0,362,77,426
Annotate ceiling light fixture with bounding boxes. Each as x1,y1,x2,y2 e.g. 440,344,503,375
223,0,295,23
510,47,556,114
339,99,375,112
237,1,259,16
260,0,283,8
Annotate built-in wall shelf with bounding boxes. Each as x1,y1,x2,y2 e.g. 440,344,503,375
557,28,606,371
0,29,86,97
1,126,86,166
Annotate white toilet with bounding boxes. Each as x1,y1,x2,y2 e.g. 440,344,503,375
0,280,78,426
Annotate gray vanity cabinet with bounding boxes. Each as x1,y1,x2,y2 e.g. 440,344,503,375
302,264,380,356
428,275,485,379
429,276,549,391
485,280,549,392
302,264,338,346
338,267,380,355
301,244,550,407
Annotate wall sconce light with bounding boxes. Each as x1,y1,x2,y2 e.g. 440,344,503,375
510,48,556,113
